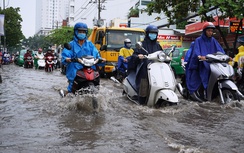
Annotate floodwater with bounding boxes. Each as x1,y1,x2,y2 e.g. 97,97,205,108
0,64,243,153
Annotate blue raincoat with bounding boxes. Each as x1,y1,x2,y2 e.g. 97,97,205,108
61,36,102,92
187,31,225,94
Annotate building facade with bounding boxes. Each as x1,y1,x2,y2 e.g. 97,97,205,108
35,0,70,36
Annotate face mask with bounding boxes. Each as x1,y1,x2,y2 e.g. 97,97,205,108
126,43,132,48
77,33,86,40
148,33,157,40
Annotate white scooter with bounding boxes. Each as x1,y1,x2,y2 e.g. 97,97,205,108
122,42,181,107
37,54,45,69
180,52,244,104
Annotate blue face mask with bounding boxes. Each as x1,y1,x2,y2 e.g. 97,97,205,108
148,33,157,40
77,33,86,40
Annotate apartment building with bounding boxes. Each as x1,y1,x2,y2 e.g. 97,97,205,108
35,0,69,36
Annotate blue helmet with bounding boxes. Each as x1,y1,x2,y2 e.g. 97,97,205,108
146,25,158,34
74,22,88,38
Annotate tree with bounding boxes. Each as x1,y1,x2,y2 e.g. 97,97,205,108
46,26,93,47
46,26,73,47
146,0,244,55
127,7,139,18
0,7,24,51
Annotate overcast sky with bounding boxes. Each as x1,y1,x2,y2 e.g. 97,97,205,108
1,0,136,38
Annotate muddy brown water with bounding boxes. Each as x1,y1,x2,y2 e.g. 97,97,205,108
0,64,243,153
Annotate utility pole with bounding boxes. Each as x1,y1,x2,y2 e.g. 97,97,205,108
98,0,101,21
3,0,6,52
91,0,105,27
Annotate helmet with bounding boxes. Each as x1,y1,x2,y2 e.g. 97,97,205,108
146,25,159,34
202,22,215,31
124,38,131,43
47,49,52,53
74,22,88,34
124,38,132,48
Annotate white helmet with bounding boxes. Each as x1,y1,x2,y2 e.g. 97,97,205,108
124,38,131,43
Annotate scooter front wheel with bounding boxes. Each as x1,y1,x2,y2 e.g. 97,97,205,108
221,89,239,103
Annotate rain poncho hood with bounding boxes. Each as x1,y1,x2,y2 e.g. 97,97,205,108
186,30,225,93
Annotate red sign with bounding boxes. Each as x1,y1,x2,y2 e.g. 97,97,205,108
157,35,181,40
119,24,127,27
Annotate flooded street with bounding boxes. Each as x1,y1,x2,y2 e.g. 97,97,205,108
0,64,244,153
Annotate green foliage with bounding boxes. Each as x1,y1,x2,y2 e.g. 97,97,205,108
128,7,139,18
147,0,200,25
176,21,188,29
0,7,24,51
146,0,243,25
22,35,50,51
23,26,93,51
46,26,73,46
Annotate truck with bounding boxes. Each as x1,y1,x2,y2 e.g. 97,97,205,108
88,26,145,77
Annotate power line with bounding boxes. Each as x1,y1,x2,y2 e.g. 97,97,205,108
74,3,97,22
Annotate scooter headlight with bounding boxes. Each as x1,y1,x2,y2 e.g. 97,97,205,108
157,52,166,62
82,58,95,67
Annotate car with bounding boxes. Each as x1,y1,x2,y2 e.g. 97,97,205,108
164,47,188,77
15,49,27,66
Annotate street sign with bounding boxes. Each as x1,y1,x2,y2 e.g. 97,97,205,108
229,21,243,34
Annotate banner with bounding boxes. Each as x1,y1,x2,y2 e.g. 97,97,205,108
157,35,182,49
0,14,4,36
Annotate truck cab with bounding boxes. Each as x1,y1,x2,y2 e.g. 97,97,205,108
88,26,145,77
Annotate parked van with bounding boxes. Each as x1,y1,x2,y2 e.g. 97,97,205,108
88,26,145,77
164,47,188,77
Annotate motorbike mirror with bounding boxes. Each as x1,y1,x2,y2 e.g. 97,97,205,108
167,45,176,56
136,42,142,49
136,42,148,54
64,43,71,50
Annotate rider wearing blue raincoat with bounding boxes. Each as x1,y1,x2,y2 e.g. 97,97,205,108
128,25,162,105
187,22,225,98
60,22,104,97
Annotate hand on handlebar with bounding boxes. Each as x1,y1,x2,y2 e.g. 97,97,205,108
66,58,72,63
198,56,206,61
138,54,145,59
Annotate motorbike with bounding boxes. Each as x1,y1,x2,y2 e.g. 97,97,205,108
180,52,244,104
24,56,33,68
122,42,181,108
37,54,45,69
2,53,11,65
45,55,54,72
114,56,131,83
71,55,102,111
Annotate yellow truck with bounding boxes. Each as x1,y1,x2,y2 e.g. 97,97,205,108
88,26,145,77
